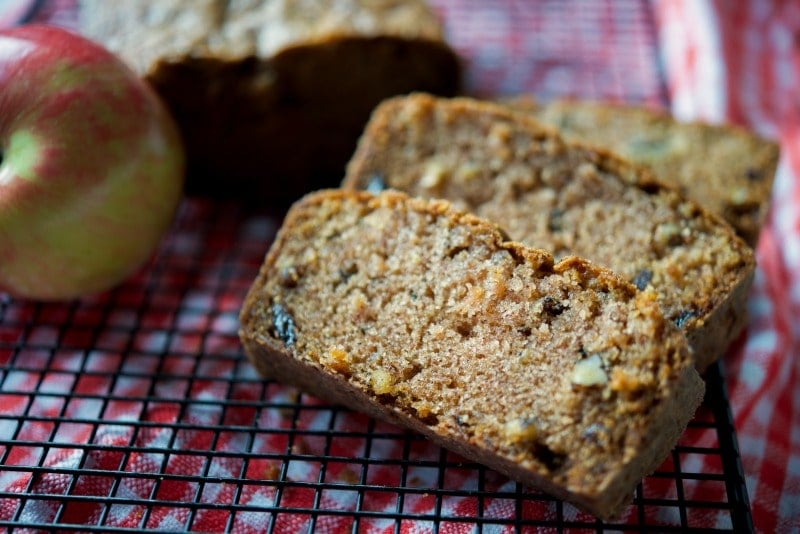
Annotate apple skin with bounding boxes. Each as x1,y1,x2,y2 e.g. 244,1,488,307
0,25,185,301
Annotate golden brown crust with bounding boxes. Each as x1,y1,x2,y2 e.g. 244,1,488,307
79,0,462,203
506,97,780,246
343,93,756,372
79,0,449,74
239,189,704,520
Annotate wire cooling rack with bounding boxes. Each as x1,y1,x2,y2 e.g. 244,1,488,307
1,0,754,532
0,196,755,533
0,198,755,532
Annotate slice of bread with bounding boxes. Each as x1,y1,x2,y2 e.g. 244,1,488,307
79,0,461,203
239,189,704,520
507,97,780,246
343,94,756,372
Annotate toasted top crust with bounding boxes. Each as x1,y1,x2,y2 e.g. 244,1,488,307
78,0,461,204
79,0,446,75
507,97,780,246
344,93,756,370
239,188,703,518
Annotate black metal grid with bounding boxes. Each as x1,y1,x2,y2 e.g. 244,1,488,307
1,0,754,531
0,197,755,533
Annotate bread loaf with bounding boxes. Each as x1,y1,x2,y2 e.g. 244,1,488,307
343,94,756,372
79,0,461,203
506,97,779,246
238,189,704,520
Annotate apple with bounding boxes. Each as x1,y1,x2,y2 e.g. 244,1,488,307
0,24,185,301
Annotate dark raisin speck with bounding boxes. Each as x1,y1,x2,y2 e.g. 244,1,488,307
542,296,566,316
366,174,387,194
547,208,564,232
279,266,301,288
533,443,566,471
745,167,763,181
632,269,653,291
271,303,296,346
583,423,609,447
338,262,358,283
673,309,697,329
639,182,662,196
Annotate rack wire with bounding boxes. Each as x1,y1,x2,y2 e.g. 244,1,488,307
1,0,754,532
0,197,756,533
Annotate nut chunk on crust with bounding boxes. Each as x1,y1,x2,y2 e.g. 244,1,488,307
239,189,704,520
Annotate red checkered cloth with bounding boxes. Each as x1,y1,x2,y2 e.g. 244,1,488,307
1,0,799,531
654,1,800,531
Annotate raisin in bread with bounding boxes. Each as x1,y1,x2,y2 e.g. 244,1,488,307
343,94,756,372
238,189,704,520
506,97,779,246
79,0,461,203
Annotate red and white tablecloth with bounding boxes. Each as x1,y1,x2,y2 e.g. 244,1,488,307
653,2,800,531
1,0,798,531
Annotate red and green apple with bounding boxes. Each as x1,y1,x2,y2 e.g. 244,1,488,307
0,24,185,301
